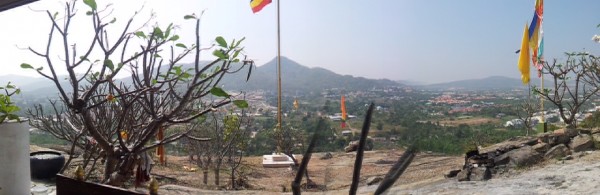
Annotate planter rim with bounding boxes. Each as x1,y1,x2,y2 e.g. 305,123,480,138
30,151,63,156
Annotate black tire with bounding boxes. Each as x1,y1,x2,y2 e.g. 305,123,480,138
30,151,65,180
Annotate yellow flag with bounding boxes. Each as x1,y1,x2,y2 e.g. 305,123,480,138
518,23,530,84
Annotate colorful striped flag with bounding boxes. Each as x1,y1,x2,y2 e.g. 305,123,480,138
518,23,531,84
528,0,544,75
250,0,272,13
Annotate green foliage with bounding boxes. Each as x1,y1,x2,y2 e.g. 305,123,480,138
30,131,68,146
233,100,248,108
215,36,227,48
0,82,21,123
184,14,196,20
210,87,230,97
581,111,600,128
83,0,97,11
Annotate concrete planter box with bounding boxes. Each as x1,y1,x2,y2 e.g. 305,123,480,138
0,121,30,195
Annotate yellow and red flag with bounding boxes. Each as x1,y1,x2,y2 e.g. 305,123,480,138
250,0,272,13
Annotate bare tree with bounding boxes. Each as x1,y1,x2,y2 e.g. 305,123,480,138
187,108,251,188
533,52,600,128
515,92,540,136
23,0,252,186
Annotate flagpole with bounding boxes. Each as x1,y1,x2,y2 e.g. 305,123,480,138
276,0,283,153
541,69,546,132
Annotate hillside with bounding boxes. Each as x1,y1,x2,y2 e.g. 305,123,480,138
1,57,401,98
421,76,551,90
218,57,401,91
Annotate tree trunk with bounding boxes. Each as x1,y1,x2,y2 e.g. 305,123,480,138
214,166,220,186
203,168,208,185
106,154,137,186
103,155,118,183
231,168,235,190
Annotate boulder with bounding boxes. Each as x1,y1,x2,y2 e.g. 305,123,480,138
532,142,550,153
569,134,594,152
479,136,537,154
366,176,383,185
505,145,541,167
469,167,492,181
320,152,333,160
344,141,359,153
456,168,470,181
590,128,600,135
544,144,570,160
539,131,571,146
555,128,578,137
444,169,462,178
493,153,510,166
592,134,600,143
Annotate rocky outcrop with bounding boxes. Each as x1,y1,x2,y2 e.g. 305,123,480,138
504,146,541,167
454,127,599,182
569,134,594,152
544,144,570,160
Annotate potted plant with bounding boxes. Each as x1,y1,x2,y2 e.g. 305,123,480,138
0,82,30,195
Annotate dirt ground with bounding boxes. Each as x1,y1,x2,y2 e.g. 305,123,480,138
150,149,464,193
33,145,464,194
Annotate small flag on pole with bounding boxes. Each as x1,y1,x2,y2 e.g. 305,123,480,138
518,23,531,84
341,96,347,128
250,0,272,13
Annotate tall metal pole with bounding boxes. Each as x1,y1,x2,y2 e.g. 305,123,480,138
276,0,283,153
277,0,282,130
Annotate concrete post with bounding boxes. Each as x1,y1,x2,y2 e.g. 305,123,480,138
0,121,30,195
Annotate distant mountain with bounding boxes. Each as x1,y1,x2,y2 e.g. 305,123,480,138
218,57,401,91
0,57,401,97
421,76,550,90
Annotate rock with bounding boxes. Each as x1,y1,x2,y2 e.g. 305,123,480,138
544,144,570,160
479,136,537,154
445,169,462,178
569,134,594,152
366,176,383,185
592,134,600,143
578,128,593,135
469,167,492,181
561,155,573,160
344,141,359,153
539,131,571,146
532,142,550,153
505,145,541,167
320,152,333,160
456,168,470,181
493,153,510,166
590,127,600,135
344,145,357,153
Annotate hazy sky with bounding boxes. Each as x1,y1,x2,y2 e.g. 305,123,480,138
0,0,599,84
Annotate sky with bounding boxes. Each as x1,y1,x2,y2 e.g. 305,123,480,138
0,0,599,84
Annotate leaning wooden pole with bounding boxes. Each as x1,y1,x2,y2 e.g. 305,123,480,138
349,103,375,195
